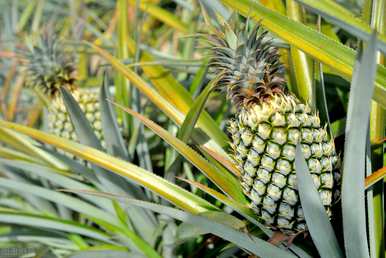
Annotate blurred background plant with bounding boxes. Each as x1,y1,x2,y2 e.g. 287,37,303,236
0,0,384,257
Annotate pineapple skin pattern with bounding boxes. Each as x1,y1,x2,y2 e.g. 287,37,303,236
208,21,341,233
48,88,104,148
23,37,104,150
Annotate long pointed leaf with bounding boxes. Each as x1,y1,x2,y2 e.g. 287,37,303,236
295,145,343,258
294,0,386,53
0,120,217,214
112,104,248,204
342,33,378,258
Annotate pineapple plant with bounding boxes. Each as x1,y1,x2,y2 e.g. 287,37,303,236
207,22,341,234
22,36,104,146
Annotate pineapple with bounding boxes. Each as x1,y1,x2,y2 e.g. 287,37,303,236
208,22,341,233
22,36,104,147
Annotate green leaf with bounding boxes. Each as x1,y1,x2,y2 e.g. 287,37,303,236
0,177,115,223
0,212,112,243
294,0,386,53
89,42,230,153
219,0,386,107
342,33,378,258
0,120,217,214
0,128,68,170
112,104,248,204
178,77,219,142
101,199,297,258
295,145,343,258
100,72,130,160
60,87,157,241
0,159,113,212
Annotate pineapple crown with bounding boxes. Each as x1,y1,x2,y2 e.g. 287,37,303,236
21,35,76,97
207,19,286,109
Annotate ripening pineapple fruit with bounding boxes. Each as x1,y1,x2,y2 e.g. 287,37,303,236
22,36,104,147
208,22,341,234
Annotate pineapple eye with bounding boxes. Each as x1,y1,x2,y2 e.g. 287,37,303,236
236,142,249,158
311,143,323,157
263,196,277,212
252,136,266,154
313,129,323,143
311,174,321,188
244,161,257,177
271,128,287,145
321,173,333,189
272,172,286,188
261,155,275,171
64,122,72,131
301,144,312,159
283,188,298,205
241,128,253,146
257,168,272,183
86,113,94,122
320,190,332,205
94,121,102,130
270,112,286,126
257,123,272,139
288,129,301,144
287,174,297,187
287,113,300,127
301,128,313,143
267,185,281,201
247,149,261,166
321,157,333,171
266,142,281,159
322,142,334,156
279,203,294,217
261,211,274,224
253,180,267,195
308,158,322,173
276,159,292,175
250,189,262,204
282,144,296,161
86,103,94,112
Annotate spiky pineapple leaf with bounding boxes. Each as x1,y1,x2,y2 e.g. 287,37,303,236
60,87,157,242
295,145,343,258
0,159,112,211
219,0,386,107
342,33,378,258
294,0,386,53
112,103,248,204
0,128,68,170
100,72,130,160
0,120,217,213
0,177,115,223
178,77,219,142
88,42,230,157
97,198,297,258
0,212,112,243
